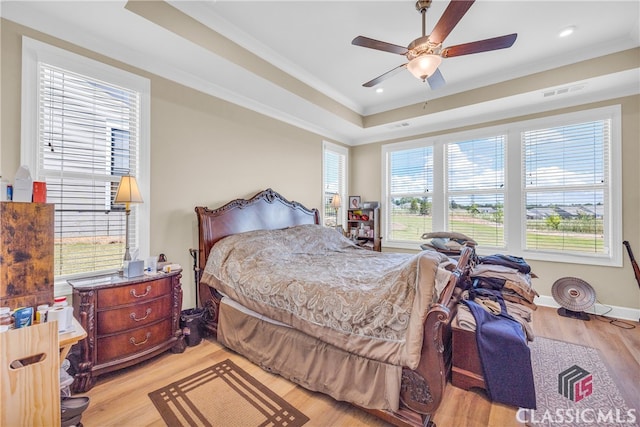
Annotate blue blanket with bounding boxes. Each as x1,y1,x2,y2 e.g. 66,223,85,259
462,291,536,409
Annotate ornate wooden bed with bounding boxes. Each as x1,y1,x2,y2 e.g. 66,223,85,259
195,188,473,427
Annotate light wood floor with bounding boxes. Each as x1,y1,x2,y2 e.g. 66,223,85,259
78,306,639,427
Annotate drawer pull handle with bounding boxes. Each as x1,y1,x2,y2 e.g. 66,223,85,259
130,332,151,346
130,286,152,298
130,308,152,322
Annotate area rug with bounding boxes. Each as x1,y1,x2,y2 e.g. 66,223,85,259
149,359,309,427
521,337,638,427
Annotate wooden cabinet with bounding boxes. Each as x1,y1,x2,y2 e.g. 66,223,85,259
0,202,54,309
68,270,185,392
347,201,381,251
0,322,60,427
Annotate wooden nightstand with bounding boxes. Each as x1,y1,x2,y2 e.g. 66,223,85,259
68,270,186,392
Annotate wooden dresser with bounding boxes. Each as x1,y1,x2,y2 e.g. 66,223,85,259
69,270,185,392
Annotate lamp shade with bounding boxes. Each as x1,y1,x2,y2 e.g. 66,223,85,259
407,54,442,81
114,176,143,205
330,194,342,209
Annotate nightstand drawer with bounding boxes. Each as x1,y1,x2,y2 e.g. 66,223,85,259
97,277,171,308
96,318,172,364
96,295,172,335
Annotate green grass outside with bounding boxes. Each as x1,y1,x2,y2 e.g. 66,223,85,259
55,241,124,276
390,212,604,252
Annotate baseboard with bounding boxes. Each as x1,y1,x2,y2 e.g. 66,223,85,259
536,295,640,322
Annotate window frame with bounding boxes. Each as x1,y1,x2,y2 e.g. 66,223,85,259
322,141,348,229
382,105,622,267
20,37,151,293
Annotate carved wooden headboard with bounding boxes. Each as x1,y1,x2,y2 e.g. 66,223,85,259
195,188,320,271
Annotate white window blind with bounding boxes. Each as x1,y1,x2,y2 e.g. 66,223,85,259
446,136,505,247
523,119,609,255
382,106,620,265
38,62,141,278
323,142,347,228
387,146,433,242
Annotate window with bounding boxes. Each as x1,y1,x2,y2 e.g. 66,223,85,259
382,106,621,266
21,38,150,289
446,136,505,247
387,146,433,242
523,119,610,255
323,142,348,229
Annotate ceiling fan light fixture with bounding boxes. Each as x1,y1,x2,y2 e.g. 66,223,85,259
407,54,442,81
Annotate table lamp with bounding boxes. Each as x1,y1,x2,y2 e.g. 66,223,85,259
114,175,143,261
331,194,342,228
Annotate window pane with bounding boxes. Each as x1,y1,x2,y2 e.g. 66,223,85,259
523,120,609,254
389,196,432,241
39,62,140,278
448,136,505,191
448,194,504,247
524,121,606,188
388,146,433,242
446,136,505,247
323,145,346,228
390,147,433,194
525,191,605,253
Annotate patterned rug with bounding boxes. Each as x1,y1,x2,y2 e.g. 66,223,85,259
522,337,637,427
149,359,309,427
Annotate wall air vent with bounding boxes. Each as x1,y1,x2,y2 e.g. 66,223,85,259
543,84,587,98
388,122,410,129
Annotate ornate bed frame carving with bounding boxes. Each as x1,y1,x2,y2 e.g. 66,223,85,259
195,188,471,427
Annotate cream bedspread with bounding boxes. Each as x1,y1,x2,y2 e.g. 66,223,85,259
201,224,453,369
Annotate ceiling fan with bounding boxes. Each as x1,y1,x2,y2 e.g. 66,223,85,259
352,0,517,89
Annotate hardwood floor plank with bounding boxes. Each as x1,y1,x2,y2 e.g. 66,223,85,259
77,306,639,426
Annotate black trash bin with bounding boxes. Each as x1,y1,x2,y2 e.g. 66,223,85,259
180,308,205,347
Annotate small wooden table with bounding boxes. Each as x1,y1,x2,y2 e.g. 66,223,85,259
68,270,185,392
59,317,87,364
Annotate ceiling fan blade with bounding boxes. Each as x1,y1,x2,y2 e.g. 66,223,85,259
352,36,408,55
441,33,517,57
429,0,475,44
427,68,445,90
363,63,407,87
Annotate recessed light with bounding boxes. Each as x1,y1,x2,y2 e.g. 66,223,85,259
559,26,575,38
376,88,384,94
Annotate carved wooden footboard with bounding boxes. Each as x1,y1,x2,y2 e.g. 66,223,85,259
195,189,472,427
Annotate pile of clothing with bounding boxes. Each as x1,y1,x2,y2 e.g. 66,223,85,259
455,254,538,409
456,254,538,341
420,231,477,254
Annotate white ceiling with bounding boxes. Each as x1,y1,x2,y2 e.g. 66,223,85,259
1,1,639,145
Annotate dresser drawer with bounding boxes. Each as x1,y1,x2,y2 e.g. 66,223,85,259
96,295,172,335
96,318,172,364
97,278,171,308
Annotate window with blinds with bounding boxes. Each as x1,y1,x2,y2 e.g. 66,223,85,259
388,146,433,242
446,136,505,247
323,142,347,228
38,63,141,278
382,106,621,265
523,120,609,255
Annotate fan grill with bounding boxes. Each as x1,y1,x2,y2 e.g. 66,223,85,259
551,277,596,312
